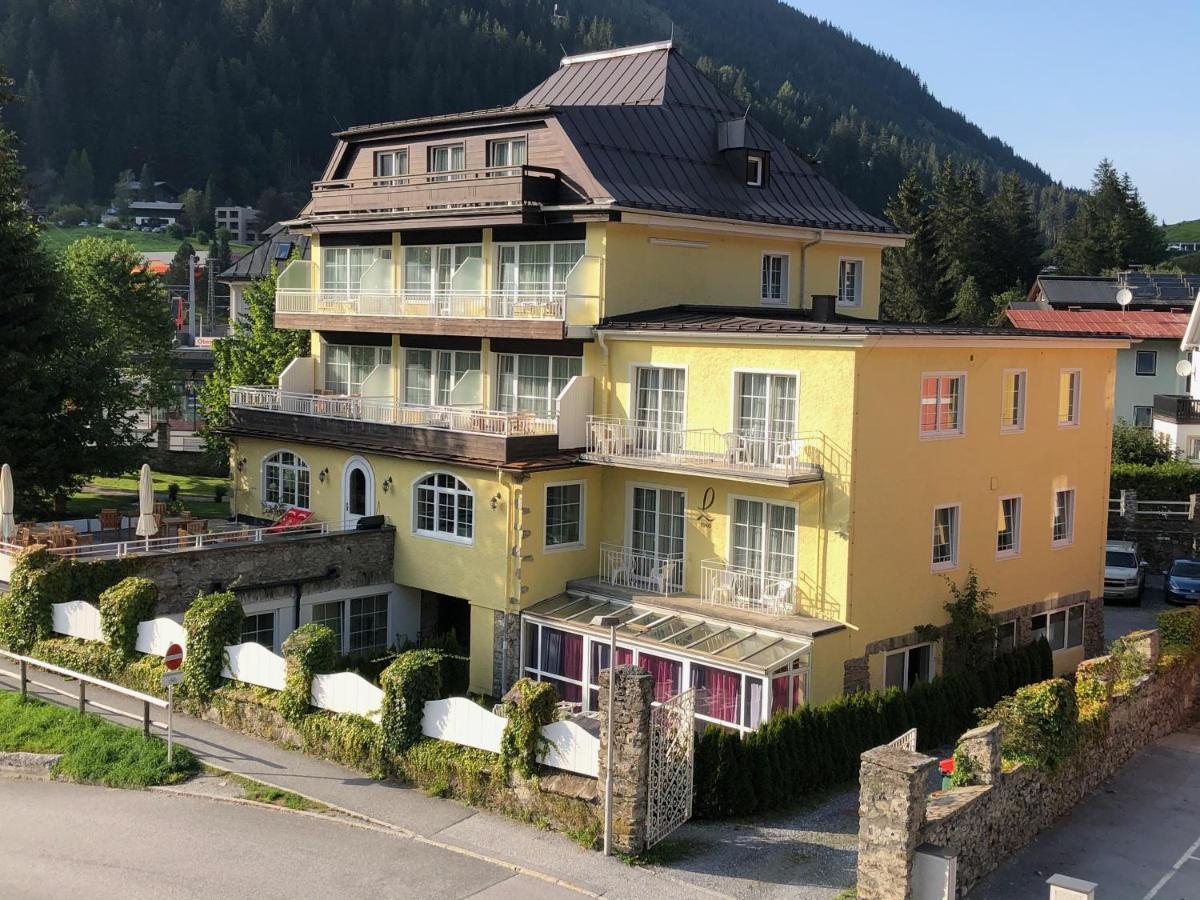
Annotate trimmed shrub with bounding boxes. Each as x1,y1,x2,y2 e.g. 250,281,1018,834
981,678,1078,769
691,638,1053,818
1159,607,1200,655
98,577,158,661
498,678,558,779
181,591,243,701
279,623,337,723
379,649,445,761
1111,460,1200,500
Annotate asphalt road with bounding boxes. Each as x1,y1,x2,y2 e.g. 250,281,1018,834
973,724,1200,899
0,779,578,900
1103,575,1174,645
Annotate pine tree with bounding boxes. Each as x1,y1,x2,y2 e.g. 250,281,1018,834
137,161,156,200
881,169,951,321
985,172,1043,294
1057,160,1165,273
949,276,993,325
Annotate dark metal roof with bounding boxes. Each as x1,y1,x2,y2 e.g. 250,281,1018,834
597,305,1128,340
219,223,310,282
335,105,553,139
1034,274,1200,309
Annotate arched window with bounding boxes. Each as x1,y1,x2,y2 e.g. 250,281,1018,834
263,451,310,509
414,473,473,542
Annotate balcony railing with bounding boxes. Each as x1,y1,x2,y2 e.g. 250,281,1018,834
275,289,565,321
598,542,684,596
306,164,561,220
1153,394,1200,424
701,559,796,616
582,417,824,483
229,387,557,437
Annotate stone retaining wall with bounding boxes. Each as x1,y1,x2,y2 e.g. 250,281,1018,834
857,629,1200,898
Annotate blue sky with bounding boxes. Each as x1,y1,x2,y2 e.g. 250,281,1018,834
786,1,1200,224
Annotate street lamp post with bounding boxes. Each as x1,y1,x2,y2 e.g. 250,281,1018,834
591,613,621,856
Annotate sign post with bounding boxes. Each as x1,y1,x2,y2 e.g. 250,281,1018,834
162,643,185,765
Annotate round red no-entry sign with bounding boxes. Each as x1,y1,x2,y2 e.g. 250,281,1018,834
164,643,184,671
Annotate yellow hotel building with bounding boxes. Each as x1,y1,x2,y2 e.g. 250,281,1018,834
224,42,1122,728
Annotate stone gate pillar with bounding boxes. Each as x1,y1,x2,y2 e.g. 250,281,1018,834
597,664,653,855
857,745,937,900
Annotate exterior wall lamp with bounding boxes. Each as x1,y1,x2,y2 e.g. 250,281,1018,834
235,457,246,472
318,467,329,483
382,477,393,493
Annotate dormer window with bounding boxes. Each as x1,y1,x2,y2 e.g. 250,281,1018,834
746,152,766,187
429,144,466,182
374,149,408,183
488,138,527,171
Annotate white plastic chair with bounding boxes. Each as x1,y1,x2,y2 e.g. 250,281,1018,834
710,569,737,606
773,439,807,474
650,558,679,594
722,432,748,467
610,548,635,587
761,579,794,612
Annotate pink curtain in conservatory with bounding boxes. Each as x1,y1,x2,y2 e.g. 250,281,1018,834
691,663,741,724
638,652,681,702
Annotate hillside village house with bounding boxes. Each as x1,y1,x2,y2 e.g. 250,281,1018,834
219,42,1122,724
1005,272,1199,427
1153,295,1200,460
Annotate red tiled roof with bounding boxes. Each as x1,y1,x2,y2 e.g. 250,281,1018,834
1003,308,1188,339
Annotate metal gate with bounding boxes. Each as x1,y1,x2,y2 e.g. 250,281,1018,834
645,688,696,849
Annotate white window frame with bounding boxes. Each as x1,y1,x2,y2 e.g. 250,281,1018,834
919,372,967,439
413,472,475,545
884,643,934,690
240,610,277,651
486,137,527,173
495,353,582,417
760,253,790,306
322,343,392,396
746,153,764,187
310,600,345,653
428,142,466,180
1052,488,1076,548
1057,369,1081,427
347,593,390,655
262,450,310,510
624,481,688,585
401,243,483,298
1134,349,1157,376
931,504,960,571
544,481,585,551
1188,436,1200,461
373,148,409,182
1000,368,1027,433
1031,603,1085,652
403,348,481,407
837,257,864,308
996,495,1022,559
320,246,391,295
493,240,585,299
728,492,799,589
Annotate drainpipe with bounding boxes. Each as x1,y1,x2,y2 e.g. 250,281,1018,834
596,330,611,417
798,229,824,311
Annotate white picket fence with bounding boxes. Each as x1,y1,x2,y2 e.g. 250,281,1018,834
420,696,600,777
49,601,383,721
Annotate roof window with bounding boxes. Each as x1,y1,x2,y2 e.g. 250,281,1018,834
746,152,766,188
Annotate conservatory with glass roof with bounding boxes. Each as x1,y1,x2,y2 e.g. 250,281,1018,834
521,593,812,733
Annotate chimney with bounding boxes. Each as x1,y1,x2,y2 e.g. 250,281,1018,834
811,294,837,323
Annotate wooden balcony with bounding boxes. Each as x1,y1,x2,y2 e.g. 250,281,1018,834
1153,394,1200,424
306,165,562,223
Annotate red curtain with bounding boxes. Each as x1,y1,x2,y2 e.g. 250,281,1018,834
639,653,681,702
692,664,740,724
771,673,804,715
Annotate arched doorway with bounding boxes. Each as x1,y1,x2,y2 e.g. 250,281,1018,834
342,457,375,527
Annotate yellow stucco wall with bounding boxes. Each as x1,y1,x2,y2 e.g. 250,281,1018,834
602,222,884,318
846,343,1116,687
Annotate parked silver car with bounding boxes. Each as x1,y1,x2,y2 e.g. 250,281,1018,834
1104,541,1146,604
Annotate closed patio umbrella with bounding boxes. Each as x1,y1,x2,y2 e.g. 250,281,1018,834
0,464,13,542
135,464,158,541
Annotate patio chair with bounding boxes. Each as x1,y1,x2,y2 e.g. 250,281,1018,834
773,439,808,475
649,558,679,595
185,519,207,535
760,579,794,612
590,421,621,456
722,432,749,467
709,569,738,606
609,548,636,587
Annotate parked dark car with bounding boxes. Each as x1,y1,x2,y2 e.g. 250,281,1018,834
1164,558,1200,605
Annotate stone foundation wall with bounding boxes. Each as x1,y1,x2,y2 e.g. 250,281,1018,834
857,630,1200,897
141,527,396,614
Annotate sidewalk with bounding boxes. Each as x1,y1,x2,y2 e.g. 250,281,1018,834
0,661,719,899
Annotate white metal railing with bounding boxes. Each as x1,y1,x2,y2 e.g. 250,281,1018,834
1108,496,1196,519
229,388,557,437
599,542,684,595
0,521,332,565
701,558,796,615
276,288,566,321
584,416,823,480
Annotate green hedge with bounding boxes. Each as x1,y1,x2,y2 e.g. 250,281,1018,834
1159,607,1200,655
379,649,445,762
1111,461,1200,500
498,678,558,779
981,678,1078,769
279,623,337,723
0,549,142,653
98,577,158,661
693,639,1052,818
181,591,243,701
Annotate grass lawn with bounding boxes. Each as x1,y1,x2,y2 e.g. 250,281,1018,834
59,492,230,522
88,472,228,497
41,471,233,522
40,225,252,256
1165,219,1200,242
0,692,197,787
223,770,327,811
